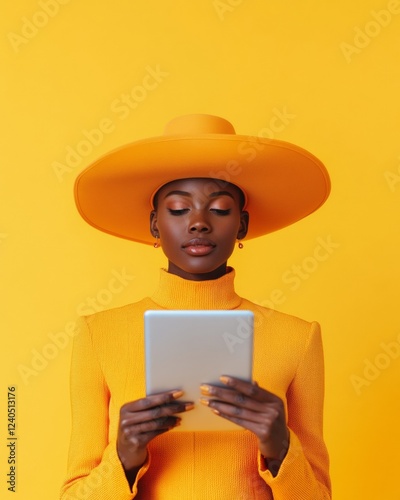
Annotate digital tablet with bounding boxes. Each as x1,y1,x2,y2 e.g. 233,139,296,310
144,309,254,432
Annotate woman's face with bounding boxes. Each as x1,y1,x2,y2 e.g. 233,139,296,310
150,178,249,281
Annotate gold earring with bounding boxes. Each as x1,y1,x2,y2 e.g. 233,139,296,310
237,240,244,249
153,237,160,248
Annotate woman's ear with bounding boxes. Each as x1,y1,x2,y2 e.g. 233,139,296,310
237,210,249,240
149,210,159,238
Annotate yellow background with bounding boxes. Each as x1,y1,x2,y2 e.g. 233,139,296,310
1,1,399,498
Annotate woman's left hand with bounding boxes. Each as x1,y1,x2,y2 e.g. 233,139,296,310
200,376,289,467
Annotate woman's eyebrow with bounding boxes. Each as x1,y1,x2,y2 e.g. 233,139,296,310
209,191,234,199
163,190,191,199
163,190,234,200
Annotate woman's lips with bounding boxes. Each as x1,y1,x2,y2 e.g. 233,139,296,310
182,238,216,256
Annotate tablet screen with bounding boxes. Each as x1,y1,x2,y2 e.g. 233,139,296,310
144,310,254,431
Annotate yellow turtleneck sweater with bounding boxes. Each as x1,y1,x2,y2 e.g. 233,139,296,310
61,269,331,499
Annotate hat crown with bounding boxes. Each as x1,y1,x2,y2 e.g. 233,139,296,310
164,114,236,136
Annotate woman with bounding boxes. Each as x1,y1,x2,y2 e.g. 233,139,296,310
61,114,331,499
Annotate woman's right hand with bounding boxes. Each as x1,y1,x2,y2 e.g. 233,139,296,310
117,390,193,473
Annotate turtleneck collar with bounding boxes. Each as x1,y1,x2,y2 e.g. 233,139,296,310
150,268,242,310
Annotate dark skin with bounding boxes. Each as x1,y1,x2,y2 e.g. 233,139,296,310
117,178,289,484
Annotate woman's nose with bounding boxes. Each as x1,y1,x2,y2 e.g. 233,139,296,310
189,211,211,233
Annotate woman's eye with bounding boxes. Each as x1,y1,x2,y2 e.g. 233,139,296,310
167,208,189,216
210,209,231,215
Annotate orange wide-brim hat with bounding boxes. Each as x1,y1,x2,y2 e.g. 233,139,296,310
74,114,330,245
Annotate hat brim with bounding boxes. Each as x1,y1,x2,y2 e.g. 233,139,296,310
74,134,330,244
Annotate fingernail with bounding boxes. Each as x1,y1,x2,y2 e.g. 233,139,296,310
220,376,231,385
200,384,211,394
199,398,210,406
185,403,195,410
172,390,184,399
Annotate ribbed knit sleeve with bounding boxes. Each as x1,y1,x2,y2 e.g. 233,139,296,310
60,316,149,500
258,321,331,499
